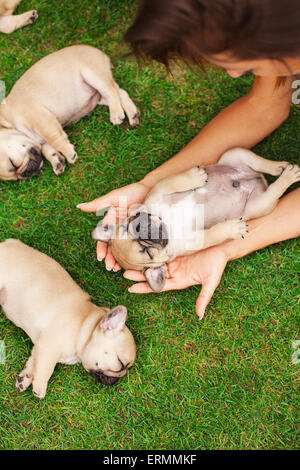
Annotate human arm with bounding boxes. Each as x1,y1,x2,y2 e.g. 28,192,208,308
142,76,293,186
78,76,293,269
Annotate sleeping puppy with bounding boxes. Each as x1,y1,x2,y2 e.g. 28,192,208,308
92,148,300,292
0,239,136,398
0,0,37,34
0,45,140,180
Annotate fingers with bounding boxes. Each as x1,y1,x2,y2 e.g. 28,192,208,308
112,262,122,272
195,277,219,320
77,196,110,213
128,282,154,293
102,206,117,226
97,242,121,271
96,241,108,261
124,270,146,281
127,277,182,293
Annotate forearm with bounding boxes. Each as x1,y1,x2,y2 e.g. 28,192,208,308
223,187,300,262
142,77,292,188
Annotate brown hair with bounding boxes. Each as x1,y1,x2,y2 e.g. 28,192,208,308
125,0,300,72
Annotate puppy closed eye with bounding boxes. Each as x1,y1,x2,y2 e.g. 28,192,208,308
9,158,20,172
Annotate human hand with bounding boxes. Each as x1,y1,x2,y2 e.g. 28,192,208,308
124,245,229,319
77,181,150,270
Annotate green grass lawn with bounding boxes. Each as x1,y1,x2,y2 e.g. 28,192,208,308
0,0,299,450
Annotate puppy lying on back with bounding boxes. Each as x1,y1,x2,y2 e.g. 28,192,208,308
0,0,37,34
92,148,300,292
0,239,136,399
0,45,140,180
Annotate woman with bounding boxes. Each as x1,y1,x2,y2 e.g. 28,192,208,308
78,0,300,318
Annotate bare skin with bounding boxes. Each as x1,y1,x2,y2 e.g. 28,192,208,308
78,55,300,316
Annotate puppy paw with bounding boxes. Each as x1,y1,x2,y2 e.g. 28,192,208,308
280,163,300,184
29,10,38,24
32,382,46,400
187,166,208,186
129,110,140,128
16,372,32,393
51,154,66,176
269,161,289,176
59,145,77,165
22,10,38,26
110,109,126,126
227,218,248,240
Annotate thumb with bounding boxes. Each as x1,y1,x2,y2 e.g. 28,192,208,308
195,276,220,320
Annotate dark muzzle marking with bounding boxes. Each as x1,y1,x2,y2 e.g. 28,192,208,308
20,148,43,178
129,212,168,248
89,370,119,386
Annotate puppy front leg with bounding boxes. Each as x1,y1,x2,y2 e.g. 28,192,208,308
179,218,248,254
202,218,248,250
146,166,208,204
31,109,78,164
0,11,38,34
243,164,300,220
42,143,66,176
16,348,35,393
31,342,58,399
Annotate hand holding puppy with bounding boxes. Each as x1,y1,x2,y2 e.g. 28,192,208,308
78,180,150,270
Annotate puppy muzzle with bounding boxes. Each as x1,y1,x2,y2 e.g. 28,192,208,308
128,212,168,248
20,147,43,178
88,370,120,386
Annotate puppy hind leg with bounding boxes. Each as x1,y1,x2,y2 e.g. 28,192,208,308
243,163,300,220
42,143,66,176
82,69,126,125
218,148,289,176
118,88,140,127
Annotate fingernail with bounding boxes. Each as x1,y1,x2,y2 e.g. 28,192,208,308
76,204,83,208
106,267,112,271
97,256,104,262
128,287,132,293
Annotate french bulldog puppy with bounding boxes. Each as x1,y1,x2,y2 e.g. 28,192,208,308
0,45,140,180
0,0,37,34
0,239,136,399
92,148,300,292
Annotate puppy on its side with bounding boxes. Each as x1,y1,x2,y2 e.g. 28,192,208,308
0,45,140,180
0,239,136,399
0,0,37,34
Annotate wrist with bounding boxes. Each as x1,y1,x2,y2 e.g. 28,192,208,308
221,239,240,262
140,172,160,190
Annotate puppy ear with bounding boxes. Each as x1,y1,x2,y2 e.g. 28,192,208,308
92,224,115,242
144,264,167,292
100,305,128,335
